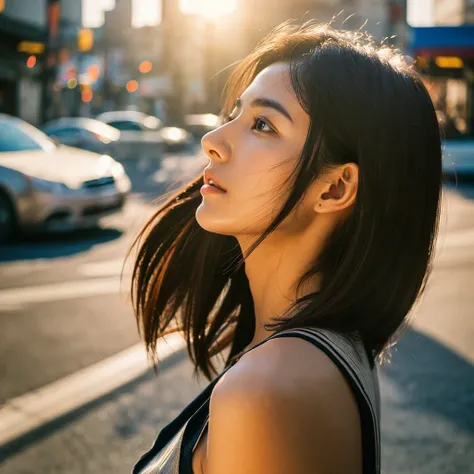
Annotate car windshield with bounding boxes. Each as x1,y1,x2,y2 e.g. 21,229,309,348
44,119,121,142
106,120,143,132
0,120,56,153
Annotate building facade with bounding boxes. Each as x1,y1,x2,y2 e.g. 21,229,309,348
161,0,394,117
0,0,47,123
409,0,474,138
0,0,82,124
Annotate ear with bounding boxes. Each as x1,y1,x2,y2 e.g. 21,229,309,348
314,163,359,214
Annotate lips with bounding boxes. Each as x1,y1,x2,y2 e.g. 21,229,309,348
204,170,227,192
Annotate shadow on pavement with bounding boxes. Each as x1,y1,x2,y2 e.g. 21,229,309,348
381,328,474,435
0,227,123,263
0,348,189,462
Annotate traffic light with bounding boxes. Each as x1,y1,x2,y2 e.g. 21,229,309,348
0,0,5,14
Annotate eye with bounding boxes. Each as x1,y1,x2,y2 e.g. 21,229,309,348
252,116,274,133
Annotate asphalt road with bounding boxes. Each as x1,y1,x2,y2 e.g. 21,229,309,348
0,150,206,402
0,152,473,473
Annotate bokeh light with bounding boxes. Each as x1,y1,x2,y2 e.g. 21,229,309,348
126,80,139,93
26,55,36,68
139,60,153,74
88,64,100,82
67,78,78,89
81,88,93,103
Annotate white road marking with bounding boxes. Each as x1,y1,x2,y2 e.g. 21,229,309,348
437,227,474,249
0,333,186,447
0,277,124,309
0,227,472,309
78,259,129,277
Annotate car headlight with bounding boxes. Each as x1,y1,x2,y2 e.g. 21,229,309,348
29,177,70,194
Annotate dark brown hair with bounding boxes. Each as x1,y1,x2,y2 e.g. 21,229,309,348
128,21,442,380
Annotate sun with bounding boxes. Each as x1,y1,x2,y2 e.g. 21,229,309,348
180,0,237,20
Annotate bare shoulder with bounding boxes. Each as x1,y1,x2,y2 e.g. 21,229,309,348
206,336,362,474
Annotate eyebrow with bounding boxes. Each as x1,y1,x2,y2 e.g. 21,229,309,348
235,97,294,123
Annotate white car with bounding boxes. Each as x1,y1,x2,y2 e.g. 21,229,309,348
95,110,167,160
0,114,132,243
96,110,193,156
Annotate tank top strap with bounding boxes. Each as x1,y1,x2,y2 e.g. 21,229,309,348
134,327,381,474
132,370,223,474
268,327,381,474
195,326,380,473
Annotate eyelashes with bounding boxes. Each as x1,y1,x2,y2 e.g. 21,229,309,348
253,116,274,133
223,113,276,134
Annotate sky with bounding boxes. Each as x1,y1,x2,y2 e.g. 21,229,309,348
83,0,434,29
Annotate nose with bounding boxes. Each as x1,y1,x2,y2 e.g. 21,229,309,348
201,129,230,163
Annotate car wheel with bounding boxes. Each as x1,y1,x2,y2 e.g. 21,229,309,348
0,192,16,244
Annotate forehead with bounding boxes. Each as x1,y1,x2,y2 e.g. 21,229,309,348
241,63,297,105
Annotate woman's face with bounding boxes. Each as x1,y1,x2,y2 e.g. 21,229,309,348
196,62,311,238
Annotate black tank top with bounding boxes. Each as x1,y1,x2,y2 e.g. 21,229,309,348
132,327,381,474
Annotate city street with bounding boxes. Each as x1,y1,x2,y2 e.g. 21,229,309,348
0,149,473,473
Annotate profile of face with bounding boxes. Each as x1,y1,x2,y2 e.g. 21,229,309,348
196,63,313,239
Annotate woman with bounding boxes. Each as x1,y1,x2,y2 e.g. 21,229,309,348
131,21,442,474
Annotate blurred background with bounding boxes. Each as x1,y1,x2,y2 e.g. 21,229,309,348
0,1,473,473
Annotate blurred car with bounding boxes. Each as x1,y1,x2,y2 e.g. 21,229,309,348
0,114,131,244
96,110,193,155
41,117,121,156
159,125,195,152
183,113,220,140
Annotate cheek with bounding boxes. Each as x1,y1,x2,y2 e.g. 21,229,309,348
195,141,299,236
235,141,294,197
195,168,293,236
232,147,294,223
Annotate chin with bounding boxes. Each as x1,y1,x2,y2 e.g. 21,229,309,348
195,203,234,236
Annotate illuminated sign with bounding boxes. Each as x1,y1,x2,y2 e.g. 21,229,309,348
434,56,464,69
18,41,45,55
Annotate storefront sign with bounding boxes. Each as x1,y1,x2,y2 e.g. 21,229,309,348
18,41,45,55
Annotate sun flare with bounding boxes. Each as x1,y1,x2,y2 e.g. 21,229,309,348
180,0,237,20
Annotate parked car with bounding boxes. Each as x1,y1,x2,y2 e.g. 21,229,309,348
0,114,131,244
41,117,121,156
96,110,193,155
183,113,220,140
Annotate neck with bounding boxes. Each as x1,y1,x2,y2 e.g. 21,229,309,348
237,222,326,350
